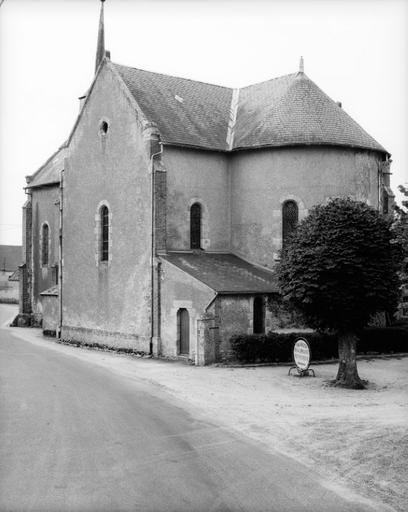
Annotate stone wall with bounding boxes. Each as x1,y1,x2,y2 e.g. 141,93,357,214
31,186,60,322
21,199,32,315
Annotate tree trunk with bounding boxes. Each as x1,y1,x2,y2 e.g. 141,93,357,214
335,331,365,389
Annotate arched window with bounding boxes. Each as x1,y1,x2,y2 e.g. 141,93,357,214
190,203,202,249
100,205,109,261
282,200,299,246
253,296,265,334
41,223,49,266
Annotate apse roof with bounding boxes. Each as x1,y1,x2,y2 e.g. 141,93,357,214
114,62,387,154
161,252,278,294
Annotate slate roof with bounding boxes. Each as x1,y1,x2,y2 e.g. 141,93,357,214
115,64,232,151
0,245,22,272
27,146,66,189
114,63,386,154
234,73,386,152
161,252,278,294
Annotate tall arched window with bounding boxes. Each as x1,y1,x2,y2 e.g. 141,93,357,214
41,223,49,266
253,296,265,334
100,205,109,261
190,203,202,249
282,200,299,246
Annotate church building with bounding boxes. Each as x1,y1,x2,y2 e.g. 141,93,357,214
17,1,394,364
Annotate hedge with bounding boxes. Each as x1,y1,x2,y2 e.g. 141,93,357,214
229,327,408,364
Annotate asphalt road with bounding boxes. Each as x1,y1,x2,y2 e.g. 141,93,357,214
0,305,379,512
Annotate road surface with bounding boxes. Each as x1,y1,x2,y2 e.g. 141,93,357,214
0,305,382,512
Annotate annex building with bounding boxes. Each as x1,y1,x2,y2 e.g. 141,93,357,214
16,1,394,364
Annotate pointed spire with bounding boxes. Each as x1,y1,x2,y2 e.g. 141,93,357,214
299,56,304,73
95,0,106,74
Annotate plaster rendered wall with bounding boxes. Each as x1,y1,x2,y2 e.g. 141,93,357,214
164,147,230,251
62,64,152,351
230,146,381,268
160,259,215,362
41,294,58,333
31,186,60,319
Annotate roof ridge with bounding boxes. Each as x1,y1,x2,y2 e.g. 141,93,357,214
114,61,299,92
239,72,298,90
113,61,233,90
226,88,240,150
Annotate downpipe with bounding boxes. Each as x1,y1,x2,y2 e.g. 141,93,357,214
150,142,163,355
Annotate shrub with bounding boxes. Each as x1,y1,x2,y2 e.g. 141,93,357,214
229,326,408,364
229,331,337,363
358,327,408,354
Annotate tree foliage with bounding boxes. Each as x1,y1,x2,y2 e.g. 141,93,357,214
277,198,401,333
392,185,408,285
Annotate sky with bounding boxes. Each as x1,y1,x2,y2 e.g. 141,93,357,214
0,0,407,246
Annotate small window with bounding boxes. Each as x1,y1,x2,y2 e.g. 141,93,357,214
100,205,109,261
190,203,202,249
282,200,299,246
100,120,109,135
41,223,49,266
253,296,265,334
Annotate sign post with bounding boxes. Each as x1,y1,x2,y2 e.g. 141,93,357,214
288,338,315,377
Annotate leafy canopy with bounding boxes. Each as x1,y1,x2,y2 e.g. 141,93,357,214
392,185,408,284
277,198,401,332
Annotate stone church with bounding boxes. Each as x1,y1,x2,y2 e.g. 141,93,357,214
17,0,394,364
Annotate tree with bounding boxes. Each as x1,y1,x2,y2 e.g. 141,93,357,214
277,198,401,389
393,185,408,286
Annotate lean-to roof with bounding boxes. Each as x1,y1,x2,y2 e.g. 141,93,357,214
26,146,66,189
161,252,278,294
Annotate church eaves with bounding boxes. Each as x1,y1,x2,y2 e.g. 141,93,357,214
114,62,387,154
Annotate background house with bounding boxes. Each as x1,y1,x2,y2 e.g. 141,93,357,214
0,245,21,304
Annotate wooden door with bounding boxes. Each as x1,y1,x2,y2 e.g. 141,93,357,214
178,308,190,355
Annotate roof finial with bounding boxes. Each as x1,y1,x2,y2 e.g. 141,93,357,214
299,56,304,73
95,0,106,74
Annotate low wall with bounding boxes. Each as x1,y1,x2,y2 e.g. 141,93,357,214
61,325,150,353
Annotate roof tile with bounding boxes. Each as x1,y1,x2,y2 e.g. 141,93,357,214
114,63,386,154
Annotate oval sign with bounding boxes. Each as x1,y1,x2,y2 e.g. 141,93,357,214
293,338,311,371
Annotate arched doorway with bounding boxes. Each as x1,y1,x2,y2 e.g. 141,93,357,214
177,308,190,355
